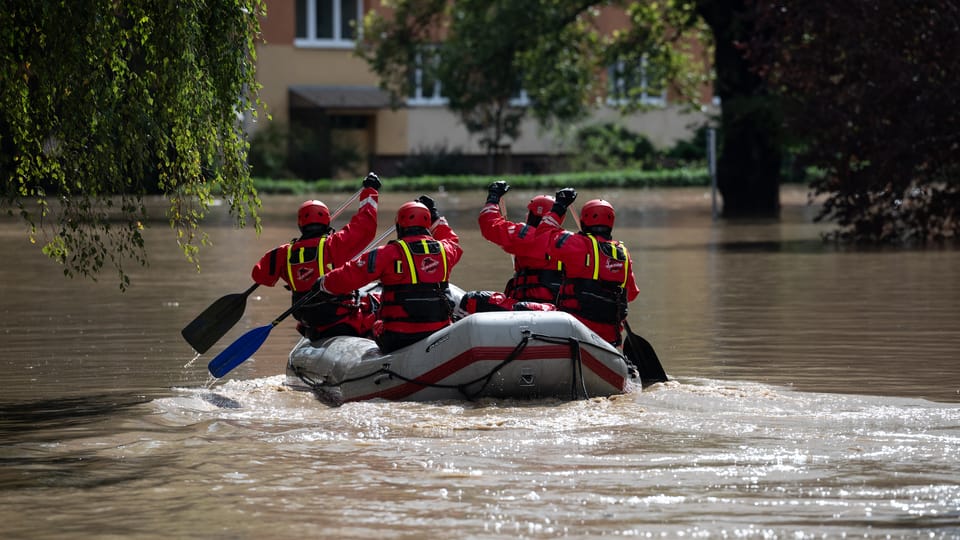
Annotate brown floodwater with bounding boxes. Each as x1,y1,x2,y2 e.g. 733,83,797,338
1,187,958,539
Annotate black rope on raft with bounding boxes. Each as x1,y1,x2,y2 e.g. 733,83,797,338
569,336,588,400
374,335,532,401
292,332,619,402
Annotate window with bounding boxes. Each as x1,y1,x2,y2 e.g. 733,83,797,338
408,49,447,106
509,87,530,107
407,48,531,108
607,56,666,107
295,0,361,48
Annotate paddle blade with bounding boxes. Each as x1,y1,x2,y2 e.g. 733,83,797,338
207,324,274,378
181,286,257,353
623,331,669,386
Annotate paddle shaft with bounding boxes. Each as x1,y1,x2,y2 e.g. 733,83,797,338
363,226,393,253
329,189,362,220
272,286,324,326
498,198,517,267
242,283,259,296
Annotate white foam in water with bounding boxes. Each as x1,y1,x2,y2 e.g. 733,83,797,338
149,375,960,537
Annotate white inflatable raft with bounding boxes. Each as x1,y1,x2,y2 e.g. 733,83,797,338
284,308,640,406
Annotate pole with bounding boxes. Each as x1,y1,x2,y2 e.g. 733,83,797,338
708,127,718,221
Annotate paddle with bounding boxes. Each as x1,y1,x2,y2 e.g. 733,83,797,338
207,224,395,378
622,320,668,385
364,226,393,254
207,289,323,378
181,284,260,354
181,189,365,353
498,196,517,267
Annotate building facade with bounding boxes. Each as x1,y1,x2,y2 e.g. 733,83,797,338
252,0,714,178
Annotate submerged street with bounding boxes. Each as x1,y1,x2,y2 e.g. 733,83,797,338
1,187,958,538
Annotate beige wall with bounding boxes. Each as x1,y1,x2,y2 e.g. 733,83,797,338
251,1,713,159
591,106,715,149
256,44,380,124
375,109,408,155
404,105,713,155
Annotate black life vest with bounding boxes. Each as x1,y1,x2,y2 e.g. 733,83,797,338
557,233,630,325
281,236,356,325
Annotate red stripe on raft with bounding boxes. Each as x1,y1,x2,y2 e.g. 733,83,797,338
347,345,626,402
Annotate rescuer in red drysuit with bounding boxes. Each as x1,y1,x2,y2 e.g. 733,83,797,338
536,188,640,346
478,180,565,303
251,173,380,340
457,181,560,316
314,196,463,353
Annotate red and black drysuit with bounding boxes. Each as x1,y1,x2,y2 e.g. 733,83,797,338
251,187,378,339
318,218,463,353
478,201,563,304
537,211,640,346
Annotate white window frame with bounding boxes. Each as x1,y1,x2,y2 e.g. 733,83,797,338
509,88,530,107
407,50,448,106
295,0,363,49
607,56,667,107
406,49,532,108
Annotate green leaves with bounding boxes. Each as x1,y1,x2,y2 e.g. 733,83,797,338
750,0,960,242
1,0,265,289
360,0,711,172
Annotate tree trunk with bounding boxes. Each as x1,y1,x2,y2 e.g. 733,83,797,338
698,0,782,218
716,97,782,218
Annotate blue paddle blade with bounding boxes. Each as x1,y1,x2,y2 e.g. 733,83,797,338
207,324,274,378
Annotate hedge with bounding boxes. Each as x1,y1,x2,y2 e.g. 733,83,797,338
252,168,711,195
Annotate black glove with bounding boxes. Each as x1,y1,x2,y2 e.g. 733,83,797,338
486,180,510,205
362,172,381,190
418,195,440,223
552,187,577,215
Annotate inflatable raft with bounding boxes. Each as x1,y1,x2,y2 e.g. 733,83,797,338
284,300,641,405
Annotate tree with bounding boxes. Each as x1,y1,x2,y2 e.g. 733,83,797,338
360,0,784,217
359,2,692,167
697,0,783,218
748,0,960,241
360,0,545,174
0,1,266,289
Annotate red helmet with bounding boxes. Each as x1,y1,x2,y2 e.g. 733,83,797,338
395,201,431,229
527,194,563,225
580,199,615,228
297,200,331,228
527,195,555,217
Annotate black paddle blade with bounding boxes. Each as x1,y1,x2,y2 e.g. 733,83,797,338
181,285,258,354
623,331,669,386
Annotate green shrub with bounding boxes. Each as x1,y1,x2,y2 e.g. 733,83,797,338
665,125,710,163
253,167,710,194
570,123,659,171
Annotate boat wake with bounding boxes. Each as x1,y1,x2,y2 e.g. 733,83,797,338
155,373,957,436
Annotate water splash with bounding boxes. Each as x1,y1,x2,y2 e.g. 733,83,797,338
183,352,202,369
